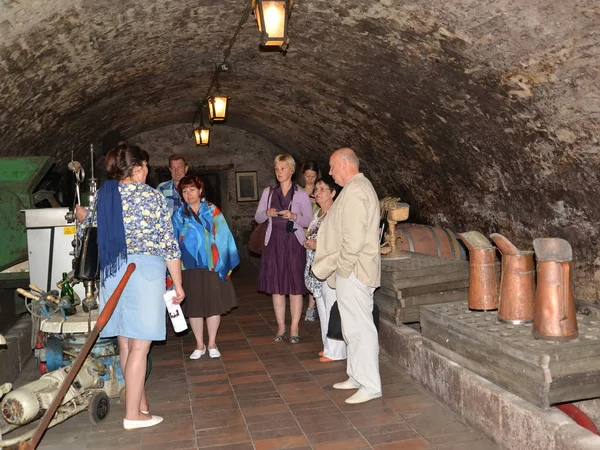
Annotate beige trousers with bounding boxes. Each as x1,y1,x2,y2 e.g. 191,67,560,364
335,272,381,395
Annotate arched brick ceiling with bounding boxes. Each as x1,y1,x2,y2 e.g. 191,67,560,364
1,0,599,298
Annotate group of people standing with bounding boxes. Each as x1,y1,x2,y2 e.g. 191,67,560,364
254,148,382,405
77,146,239,431
80,143,382,431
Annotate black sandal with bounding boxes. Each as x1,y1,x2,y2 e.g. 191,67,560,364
289,335,300,344
274,332,286,342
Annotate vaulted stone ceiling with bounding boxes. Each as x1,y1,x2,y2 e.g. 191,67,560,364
1,0,599,299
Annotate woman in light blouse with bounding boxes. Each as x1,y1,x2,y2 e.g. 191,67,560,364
79,142,184,430
303,177,347,362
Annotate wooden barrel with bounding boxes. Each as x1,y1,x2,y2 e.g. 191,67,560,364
395,223,466,260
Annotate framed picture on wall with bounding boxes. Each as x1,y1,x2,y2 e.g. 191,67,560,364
235,171,259,202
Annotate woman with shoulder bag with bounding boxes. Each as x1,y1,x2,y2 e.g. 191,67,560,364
254,154,312,343
303,177,347,362
78,142,185,430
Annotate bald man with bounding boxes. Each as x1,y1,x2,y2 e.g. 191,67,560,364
312,148,382,404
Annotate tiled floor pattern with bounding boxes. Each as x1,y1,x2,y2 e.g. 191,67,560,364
10,266,501,449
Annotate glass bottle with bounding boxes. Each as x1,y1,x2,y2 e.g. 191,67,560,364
61,272,77,316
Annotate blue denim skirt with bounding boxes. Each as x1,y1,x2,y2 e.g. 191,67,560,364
99,254,167,341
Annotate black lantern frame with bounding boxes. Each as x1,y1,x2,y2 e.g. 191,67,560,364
207,95,230,123
193,106,211,147
252,0,294,51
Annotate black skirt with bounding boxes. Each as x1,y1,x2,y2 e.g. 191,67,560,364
181,268,237,318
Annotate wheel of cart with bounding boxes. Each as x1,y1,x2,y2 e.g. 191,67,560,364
88,391,110,424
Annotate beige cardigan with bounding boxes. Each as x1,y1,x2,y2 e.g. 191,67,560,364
312,173,381,289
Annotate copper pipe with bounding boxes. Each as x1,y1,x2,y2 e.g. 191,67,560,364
19,263,136,450
496,252,535,323
467,247,499,311
490,233,535,324
533,260,578,341
459,232,499,311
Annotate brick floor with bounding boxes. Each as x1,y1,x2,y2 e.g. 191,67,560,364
8,265,501,449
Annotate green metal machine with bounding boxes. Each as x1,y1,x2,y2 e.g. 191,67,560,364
0,156,53,334
0,156,54,272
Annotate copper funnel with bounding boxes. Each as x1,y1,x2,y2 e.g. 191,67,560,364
459,231,499,311
532,238,578,341
490,233,535,324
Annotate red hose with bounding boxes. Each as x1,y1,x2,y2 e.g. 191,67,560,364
555,403,600,435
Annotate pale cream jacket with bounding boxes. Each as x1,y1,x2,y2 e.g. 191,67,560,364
312,173,381,289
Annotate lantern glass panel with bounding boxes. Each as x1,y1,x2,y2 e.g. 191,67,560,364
263,1,285,39
208,96,228,122
254,0,287,46
194,128,211,146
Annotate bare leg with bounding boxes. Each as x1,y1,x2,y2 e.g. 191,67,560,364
289,294,303,336
118,337,149,413
273,294,286,335
189,317,205,350
121,337,152,421
206,315,221,349
307,294,316,309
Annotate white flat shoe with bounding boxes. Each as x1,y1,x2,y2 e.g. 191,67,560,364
333,379,360,390
208,347,221,358
345,390,382,404
190,347,206,360
123,415,163,430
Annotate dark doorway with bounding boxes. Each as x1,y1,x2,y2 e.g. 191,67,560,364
149,167,222,206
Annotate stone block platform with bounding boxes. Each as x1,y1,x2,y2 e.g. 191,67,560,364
420,301,600,409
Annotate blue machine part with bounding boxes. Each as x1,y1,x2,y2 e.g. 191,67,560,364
45,336,64,371
44,335,125,389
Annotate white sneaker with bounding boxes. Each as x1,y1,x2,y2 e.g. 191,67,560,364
190,347,206,360
333,379,360,390
345,389,382,404
208,347,221,358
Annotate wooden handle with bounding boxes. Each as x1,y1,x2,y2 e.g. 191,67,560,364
29,284,44,293
16,288,40,300
44,295,60,304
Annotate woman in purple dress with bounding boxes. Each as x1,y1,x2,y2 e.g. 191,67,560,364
255,154,313,343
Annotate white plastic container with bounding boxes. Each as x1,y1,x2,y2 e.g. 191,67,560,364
163,290,188,333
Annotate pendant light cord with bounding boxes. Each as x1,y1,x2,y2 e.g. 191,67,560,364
203,0,253,101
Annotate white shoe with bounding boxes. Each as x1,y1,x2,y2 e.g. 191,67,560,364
208,347,221,359
123,415,164,430
190,347,206,360
333,379,360,390
345,389,382,404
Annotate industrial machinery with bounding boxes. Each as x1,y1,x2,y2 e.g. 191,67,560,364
0,265,135,449
0,157,54,342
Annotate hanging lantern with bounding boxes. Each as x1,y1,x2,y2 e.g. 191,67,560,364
252,0,293,50
207,95,230,123
194,127,211,147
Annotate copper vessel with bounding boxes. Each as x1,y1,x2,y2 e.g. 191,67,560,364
532,238,578,341
490,233,535,324
459,231,499,311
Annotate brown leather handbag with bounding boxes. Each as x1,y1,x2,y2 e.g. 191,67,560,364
248,221,269,255
248,187,274,255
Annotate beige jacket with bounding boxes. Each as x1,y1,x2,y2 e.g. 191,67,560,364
312,173,381,289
